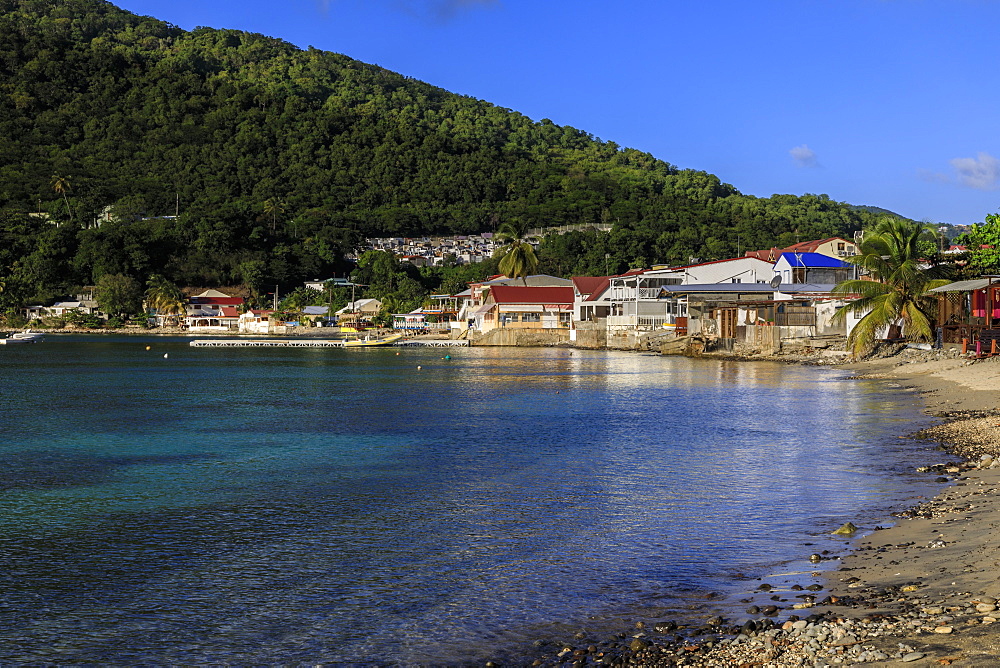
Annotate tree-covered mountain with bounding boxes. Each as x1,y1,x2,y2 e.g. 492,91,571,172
0,0,884,309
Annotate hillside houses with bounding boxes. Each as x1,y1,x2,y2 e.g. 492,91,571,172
363,233,501,266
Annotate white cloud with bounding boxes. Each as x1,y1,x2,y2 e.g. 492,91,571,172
790,144,818,168
949,152,1000,190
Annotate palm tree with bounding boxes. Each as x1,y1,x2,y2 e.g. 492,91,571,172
494,221,539,284
51,175,73,222
832,217,950,357
263,198,285,233
145,274,186,327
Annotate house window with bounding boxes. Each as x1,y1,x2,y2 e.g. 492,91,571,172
522,313,540,322
559,312,571,323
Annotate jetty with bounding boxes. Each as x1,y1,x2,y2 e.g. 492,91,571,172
189,338,469,348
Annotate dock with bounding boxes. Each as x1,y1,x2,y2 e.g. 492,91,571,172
189,338,469,348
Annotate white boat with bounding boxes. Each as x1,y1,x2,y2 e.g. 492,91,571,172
1,330,45,345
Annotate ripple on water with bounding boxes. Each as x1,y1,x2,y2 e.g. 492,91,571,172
0,340,940,663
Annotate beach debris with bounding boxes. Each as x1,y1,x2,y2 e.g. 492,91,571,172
832,522,858,535
928,536,948,548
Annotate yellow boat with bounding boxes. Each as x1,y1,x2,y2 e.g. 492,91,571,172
342,333,403,347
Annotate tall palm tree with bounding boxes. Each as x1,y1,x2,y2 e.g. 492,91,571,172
51,175,73,222
145,274,186,327
494,221,539,284
263,198,285,233
832,217,950,356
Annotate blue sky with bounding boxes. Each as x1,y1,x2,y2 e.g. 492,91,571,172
116,0,1000,225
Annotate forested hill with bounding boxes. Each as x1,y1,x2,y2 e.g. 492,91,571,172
0,0,882,303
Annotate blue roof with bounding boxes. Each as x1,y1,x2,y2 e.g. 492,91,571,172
777,252,852,268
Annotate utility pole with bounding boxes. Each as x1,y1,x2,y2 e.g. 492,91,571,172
273,284,278,311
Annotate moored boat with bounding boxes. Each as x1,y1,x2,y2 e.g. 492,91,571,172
342,333,403,347
1,329,44,344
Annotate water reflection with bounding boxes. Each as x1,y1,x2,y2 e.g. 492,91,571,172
0,338,939,664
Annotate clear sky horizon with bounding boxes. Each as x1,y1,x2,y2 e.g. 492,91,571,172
116,0,1000,226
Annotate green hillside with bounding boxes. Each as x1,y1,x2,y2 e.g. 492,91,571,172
0,0,882,307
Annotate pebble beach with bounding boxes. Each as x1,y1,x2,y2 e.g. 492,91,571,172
520,350,1000,667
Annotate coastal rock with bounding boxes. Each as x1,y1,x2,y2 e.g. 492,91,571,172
901,651,926,662
629,638,650,651
832,522,858,535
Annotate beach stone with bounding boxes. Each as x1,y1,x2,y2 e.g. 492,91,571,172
832,522,858,535
977,603,997,613
901,652,926,662
629,638,650,651
934,626,954,633
923,606,943,615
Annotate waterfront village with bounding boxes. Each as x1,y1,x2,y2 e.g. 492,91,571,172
19,233,1000,357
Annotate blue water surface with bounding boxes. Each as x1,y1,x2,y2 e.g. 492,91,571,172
0,336,940,663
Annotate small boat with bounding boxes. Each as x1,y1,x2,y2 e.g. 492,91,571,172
1,329,45,345
342,333,403,348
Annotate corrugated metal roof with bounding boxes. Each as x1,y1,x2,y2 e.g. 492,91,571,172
776,252,852,268
929,279,994,292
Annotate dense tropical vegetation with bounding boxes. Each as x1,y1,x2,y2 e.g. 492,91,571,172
0,0,936,320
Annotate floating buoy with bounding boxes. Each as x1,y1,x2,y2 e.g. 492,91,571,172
145,345,151,351
396,352,400,355
163,353,169,359
416,365,422,370
444,355,451,360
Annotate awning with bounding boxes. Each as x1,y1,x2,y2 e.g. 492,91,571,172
929,279,994,293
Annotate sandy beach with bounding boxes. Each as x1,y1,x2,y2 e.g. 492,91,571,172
525,350,1000,666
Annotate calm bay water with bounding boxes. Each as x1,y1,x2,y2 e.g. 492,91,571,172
0,335,940,664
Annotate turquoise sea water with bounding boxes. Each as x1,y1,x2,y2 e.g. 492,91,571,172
0,336,940,663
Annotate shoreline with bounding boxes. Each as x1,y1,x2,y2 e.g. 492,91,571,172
519,352,1000,666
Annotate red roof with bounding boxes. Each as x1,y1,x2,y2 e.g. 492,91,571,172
746,238,854,261
572,276,611,296
220,307,239,317
488,285,575,305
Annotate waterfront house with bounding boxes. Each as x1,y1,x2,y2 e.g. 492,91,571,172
184,289,244,332
336,298,382,328
573,276,613,322
460,275,572,330
238,309,275,334
478,285,575,334
605,258,773,333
